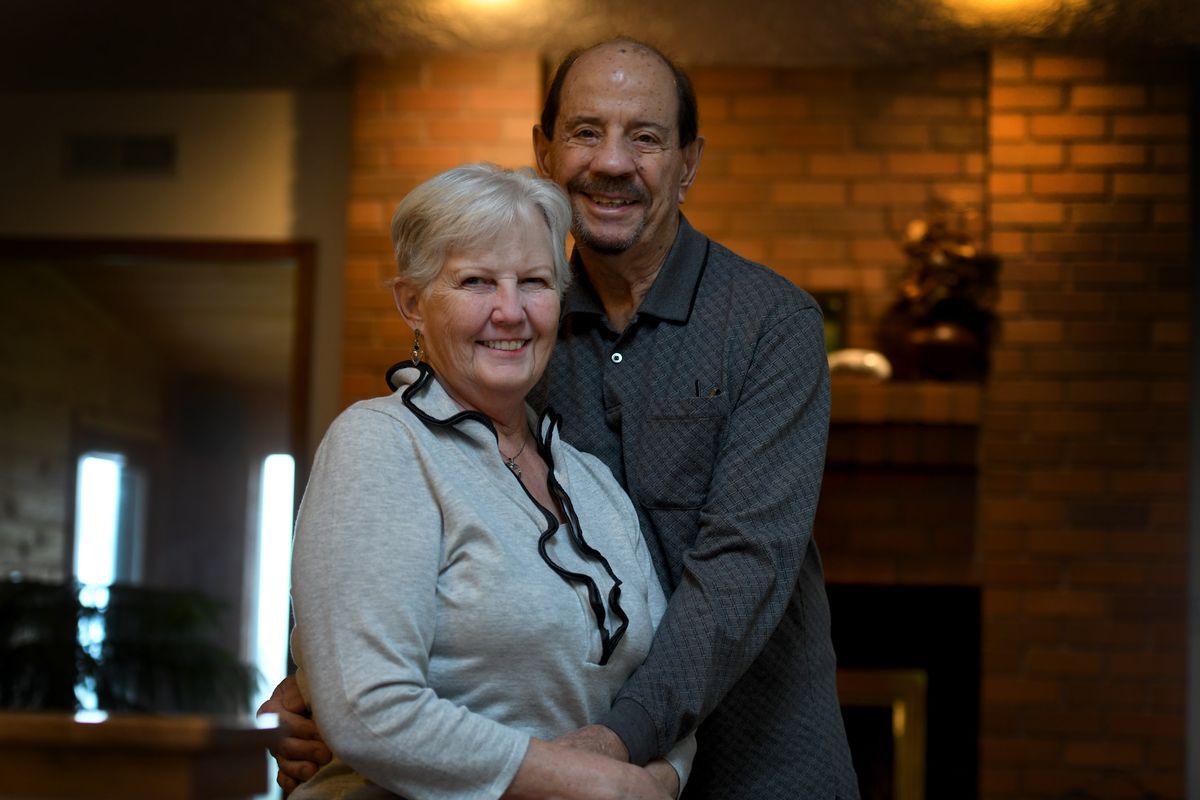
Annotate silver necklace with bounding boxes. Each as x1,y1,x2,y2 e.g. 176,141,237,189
500,434,528,478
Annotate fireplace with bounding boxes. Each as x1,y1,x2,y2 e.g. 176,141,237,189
828,584,981,800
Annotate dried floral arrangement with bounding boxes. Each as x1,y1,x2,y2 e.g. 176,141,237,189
877,207,1001,381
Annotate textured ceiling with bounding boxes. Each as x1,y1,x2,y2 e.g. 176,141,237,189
2,0,1199,90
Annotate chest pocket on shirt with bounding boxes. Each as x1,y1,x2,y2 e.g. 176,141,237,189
634,395,728,510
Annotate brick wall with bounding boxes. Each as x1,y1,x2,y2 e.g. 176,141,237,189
979,50,1190,799
340,52,541,407
339,47,1191,799
688,58,988,349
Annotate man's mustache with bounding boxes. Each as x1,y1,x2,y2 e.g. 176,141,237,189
567,176,650,205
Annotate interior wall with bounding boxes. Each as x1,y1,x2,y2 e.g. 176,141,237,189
0,89,349,454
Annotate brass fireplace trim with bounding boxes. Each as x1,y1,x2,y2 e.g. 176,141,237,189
838,668,928,800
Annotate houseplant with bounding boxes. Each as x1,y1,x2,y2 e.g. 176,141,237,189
876,207,1001,381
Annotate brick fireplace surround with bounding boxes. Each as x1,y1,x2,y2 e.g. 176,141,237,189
339,48,1192,799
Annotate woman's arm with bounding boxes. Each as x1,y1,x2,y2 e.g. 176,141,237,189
292,406,531,798
504,740,671,800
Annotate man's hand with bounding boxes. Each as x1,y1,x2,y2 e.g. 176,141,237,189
553,724,630,762
257,674,332,796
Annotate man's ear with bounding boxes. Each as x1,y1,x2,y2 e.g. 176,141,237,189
392,281,423,332
532,125,552,178
677,136,706,204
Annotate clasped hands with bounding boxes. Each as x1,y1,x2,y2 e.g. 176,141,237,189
257,677,678,799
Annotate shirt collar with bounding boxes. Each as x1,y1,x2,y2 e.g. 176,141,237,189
560,214,709,327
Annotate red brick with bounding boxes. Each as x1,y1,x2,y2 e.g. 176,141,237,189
1152,321,1190,345
1153,143,1190,168
848,181,928,205
1025,648,1105,676
888,94,972,118
428,54,538,88
1063,740,1145,768
1106,711,1184,739
390,144,464,171
767,235,848,262
1112,172,1189,197
1025,290,1107,314
1071,84,1148,110
991,201,1066,225
1031,55,1107,81
933,122,984,149
991,143,1065,169
856,122,931,149
808,153,884,177
427,116,503,142
768,182,848,206
1110,652,1184,679
346,200,387,232
732,95,808,119
988,172,1028,197
391,87,464,113
1027,469,1106,495
884,152,964,176
990,113,1027,140
1071,143,1148,168
1071,561,1150,588
1028,232,1110,254
690,181,771,206
727,153,807,178
1003,320,1064,343
991,85,1065,110
1029,173,1107,196
1112,113,1189,138
964,152,987,176
1025,590,1109,618
991,53,1029,82
463,87,537,113
1029,113,1107,139
982,678,1064,707
1070,202,1148,227
690,68,773,92
1152,84,1190,110
989,230,1028,256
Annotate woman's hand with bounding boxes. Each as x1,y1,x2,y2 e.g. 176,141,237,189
502,739,672,800
644,759,680,799
256,674,332,795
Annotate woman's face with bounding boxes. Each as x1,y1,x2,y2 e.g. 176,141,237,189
395,217,561,418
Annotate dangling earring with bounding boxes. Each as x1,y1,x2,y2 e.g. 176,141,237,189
410,330,423,366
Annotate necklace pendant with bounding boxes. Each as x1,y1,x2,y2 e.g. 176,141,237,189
505,458,522,478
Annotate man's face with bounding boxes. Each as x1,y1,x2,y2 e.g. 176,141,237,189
534,43,703,262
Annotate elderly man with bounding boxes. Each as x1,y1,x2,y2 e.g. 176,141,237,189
267,38,859,800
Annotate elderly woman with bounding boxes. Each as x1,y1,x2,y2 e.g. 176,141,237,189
288,163,692,800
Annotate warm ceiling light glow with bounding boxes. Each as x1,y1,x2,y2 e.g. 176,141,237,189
941,0,1089,28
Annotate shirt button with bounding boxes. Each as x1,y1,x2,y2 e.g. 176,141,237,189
611,352,623,364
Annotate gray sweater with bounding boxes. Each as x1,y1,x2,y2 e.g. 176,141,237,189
290,365,694,800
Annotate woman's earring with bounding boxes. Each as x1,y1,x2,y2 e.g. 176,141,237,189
410,330,423,366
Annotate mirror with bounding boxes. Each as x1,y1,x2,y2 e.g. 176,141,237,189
0,239,312,674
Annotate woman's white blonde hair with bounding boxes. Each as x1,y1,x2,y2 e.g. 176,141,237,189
389,163,572,296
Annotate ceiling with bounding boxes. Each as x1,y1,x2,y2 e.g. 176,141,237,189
2,0,1199,91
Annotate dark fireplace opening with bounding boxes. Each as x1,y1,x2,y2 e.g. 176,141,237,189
828,583,981,800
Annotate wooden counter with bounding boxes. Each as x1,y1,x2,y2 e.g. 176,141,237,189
0,711,282,800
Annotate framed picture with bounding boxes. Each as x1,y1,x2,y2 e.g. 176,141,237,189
812,291,848,352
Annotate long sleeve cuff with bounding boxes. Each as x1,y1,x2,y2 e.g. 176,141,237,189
599,697,659,766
